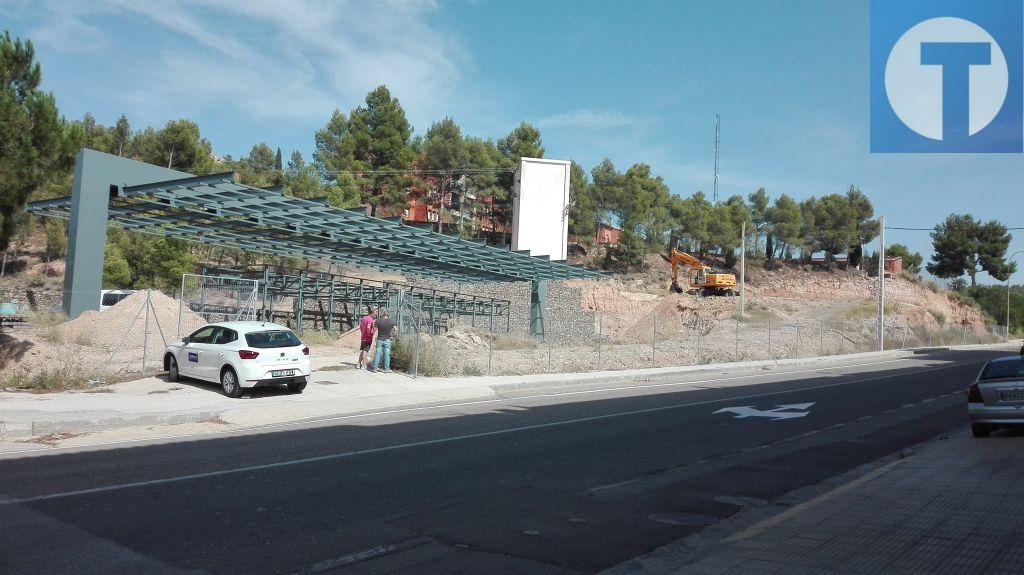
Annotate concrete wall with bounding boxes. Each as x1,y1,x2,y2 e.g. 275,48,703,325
511,157,571,261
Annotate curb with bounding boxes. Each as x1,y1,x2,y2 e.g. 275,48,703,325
1,344,1010,441
0,410,221,441
482,347,942,393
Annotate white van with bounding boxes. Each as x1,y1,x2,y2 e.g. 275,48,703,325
100,289,134,310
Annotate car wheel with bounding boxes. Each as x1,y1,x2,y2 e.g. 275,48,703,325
971,423,991,438
167,355,180,382
288,379,307,393
221,368,243,398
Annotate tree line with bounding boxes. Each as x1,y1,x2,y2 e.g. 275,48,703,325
0,30,1017,294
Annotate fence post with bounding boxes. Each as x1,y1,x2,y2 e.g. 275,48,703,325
178,275,185,338
735,318,740,359
327,279,335,332
697,318,703,365
652,312,657,368
548,342,553,372
818,321,824,357
487,304,495,376
296,275,305,332
767,317,772,361
142,289,151,372
795,324,802,359
597,313,603,371
412,317,420,379
963,325,967,345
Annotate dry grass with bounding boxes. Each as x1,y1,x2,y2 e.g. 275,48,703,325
734,301,778,325
0,346,106,392
837,301,898,321
462,362,484,376
28,308,66,328
489,332,540,350
296,330,338,346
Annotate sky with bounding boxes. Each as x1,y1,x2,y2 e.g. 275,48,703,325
2,0,1022,284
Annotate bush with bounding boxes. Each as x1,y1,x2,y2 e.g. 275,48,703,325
391,335,452,377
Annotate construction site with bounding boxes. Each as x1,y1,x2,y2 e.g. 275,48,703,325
0,149,1009,389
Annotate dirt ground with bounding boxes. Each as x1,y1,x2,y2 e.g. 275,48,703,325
316,260,996,377
0,253,1000,384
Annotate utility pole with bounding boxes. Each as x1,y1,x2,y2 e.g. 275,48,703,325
1008,251,1023,342
740,220,746,318
877,215,885,352
713,114,720,205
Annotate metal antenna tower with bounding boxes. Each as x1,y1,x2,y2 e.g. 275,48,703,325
713,113,720,205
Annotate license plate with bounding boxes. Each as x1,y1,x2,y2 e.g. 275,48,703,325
1000,390,1024,401
272,369,296,377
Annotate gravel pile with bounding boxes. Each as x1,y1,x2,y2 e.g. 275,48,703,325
58,289,205,358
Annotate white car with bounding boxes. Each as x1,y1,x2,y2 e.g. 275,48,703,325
100,289,134,310
163,321,311,397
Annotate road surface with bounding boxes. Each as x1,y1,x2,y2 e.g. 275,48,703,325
0,349,1004,574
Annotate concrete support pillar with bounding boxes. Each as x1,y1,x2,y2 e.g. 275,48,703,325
63,149,189,318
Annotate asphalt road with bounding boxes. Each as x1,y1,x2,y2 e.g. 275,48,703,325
0,349,1007,574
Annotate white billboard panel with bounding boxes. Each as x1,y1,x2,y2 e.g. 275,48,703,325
511,157,570,261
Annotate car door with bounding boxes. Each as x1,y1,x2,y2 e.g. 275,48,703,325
196,327,231,381
180,326,215,379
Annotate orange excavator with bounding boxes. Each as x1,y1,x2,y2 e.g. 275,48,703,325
668,248,737,296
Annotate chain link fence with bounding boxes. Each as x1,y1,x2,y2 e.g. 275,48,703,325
177,274,258,338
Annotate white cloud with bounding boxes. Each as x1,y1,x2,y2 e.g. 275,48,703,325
25,0,466,124
537,109,636,130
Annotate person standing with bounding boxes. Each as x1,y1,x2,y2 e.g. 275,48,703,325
370,311,398,373
357,308,377,369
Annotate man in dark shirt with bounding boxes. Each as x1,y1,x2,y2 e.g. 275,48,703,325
370,311,398,373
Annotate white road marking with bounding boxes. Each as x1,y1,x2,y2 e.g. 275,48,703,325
0,362,977,506
713,403,815,420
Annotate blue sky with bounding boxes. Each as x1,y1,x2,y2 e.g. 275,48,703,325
2,0,1022,283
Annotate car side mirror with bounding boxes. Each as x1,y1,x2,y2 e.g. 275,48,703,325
182,337,191,344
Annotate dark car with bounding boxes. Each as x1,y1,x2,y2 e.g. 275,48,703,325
967,355,1024,437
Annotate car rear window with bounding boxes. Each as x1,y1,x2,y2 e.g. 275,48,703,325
245,330,302,348
979,359,1024,380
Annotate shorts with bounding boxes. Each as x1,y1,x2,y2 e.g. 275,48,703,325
360,340,373,352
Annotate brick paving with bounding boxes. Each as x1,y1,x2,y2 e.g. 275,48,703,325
609,428,1024,574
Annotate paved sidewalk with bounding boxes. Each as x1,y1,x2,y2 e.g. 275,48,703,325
607,427,1024,574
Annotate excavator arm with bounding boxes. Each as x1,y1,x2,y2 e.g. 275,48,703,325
669,248,705,292
668,249,736,295
670,248,703,281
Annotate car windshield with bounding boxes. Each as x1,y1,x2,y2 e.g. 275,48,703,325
979,359,1024,381
245,330,302,348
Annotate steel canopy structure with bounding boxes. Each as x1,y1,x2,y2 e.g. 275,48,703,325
29,149,603,322
29,171,603,284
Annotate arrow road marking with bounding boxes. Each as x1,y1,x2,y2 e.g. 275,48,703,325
714,402,815,420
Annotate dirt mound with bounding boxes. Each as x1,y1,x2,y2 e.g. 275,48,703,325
58,289,205,357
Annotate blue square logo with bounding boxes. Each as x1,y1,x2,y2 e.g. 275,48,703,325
871,0,1023,152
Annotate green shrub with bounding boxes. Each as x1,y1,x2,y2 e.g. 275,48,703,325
391,335,451,377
